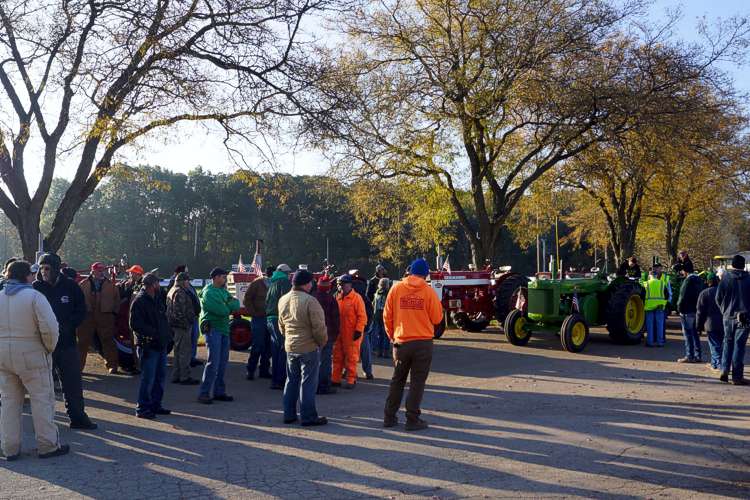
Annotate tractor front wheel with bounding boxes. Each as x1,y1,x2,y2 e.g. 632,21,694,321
504,309,531,346
560,314,590,353
452,312,490,332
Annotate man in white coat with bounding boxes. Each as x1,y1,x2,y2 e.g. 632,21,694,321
0,260,69,460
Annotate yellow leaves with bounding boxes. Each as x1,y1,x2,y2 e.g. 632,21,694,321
347,178,457,264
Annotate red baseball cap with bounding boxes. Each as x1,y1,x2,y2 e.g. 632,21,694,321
90,262,106,272
317,276,332,290
126,265,144,275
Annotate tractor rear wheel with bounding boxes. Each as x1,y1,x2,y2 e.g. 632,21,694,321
504,309,531,346
560,314,590,353
606,282,646,344
452,312,490,332
434,312,448,339
494,274,530,325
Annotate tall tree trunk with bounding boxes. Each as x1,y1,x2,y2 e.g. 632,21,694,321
16,211,41,261
664,210,686,265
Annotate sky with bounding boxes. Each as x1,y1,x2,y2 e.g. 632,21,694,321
47,0,750,183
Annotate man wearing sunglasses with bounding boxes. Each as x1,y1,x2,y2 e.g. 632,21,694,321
33,253,97,430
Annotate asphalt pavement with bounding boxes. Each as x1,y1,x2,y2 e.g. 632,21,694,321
1,319,748,499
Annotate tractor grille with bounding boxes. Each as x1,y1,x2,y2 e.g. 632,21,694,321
528,288,555,315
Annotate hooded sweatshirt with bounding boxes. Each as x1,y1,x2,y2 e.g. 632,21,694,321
716,268,750,320
34,273,87,348
0,280,60,354
266,271,292,319
383,275,443,344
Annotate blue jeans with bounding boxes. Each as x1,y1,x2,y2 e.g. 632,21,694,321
645,309,665,346
246,317,271,377
268,319,286,387
707,329,724,369
721,319,750,381
680,313,701,360
370,318,390,355
190,321,199,362
317,339,334,392
200,331,230,398
360,326,373,376
136,346,167,415
284,350,320,423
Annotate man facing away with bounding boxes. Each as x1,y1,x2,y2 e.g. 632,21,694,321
266,264,293,390
278,269,328,427
715,254,750,386
383,258,443,431
677,267,705,363
697,273,724,373
130,273,173,419
244,267,272,380
33,253,97,430
313,275,340,395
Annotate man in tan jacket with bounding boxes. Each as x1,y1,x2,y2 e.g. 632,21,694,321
278,269,328,427
0,260,70,460
77,262,120,373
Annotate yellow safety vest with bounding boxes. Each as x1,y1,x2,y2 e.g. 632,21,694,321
644,278,666,311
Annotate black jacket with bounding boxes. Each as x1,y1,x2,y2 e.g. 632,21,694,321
696,286,723,334
129,289,172,350
616,261,641,279
33,273,87,348
366,276,380,303
716,269,750,320
677,274,704,314
353,278,373,325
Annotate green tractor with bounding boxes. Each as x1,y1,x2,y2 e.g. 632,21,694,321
504,272,646,353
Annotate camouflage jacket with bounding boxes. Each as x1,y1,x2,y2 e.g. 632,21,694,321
166,285,196,329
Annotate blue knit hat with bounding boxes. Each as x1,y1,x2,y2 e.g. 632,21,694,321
409,258,430,277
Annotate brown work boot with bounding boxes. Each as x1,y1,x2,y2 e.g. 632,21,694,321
405,418,429,431
383,416,398,428
731,378,749,386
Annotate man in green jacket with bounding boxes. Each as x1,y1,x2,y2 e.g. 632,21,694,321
266,263,292,389
198,267,240,404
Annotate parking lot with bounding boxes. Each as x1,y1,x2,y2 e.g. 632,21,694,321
1,320,748,499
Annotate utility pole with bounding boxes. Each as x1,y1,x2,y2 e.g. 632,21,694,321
193,218,199,258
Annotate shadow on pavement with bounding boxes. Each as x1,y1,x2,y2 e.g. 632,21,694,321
1,324,748,498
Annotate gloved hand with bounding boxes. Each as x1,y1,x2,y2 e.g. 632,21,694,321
353,330,363,341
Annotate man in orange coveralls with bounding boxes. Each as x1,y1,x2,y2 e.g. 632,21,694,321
383,258,443,431
332,274,367,389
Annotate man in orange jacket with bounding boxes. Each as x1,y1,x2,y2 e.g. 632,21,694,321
383,258,443,431
332,274,367,389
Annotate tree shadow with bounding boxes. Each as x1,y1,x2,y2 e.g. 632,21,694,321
2,333,748,498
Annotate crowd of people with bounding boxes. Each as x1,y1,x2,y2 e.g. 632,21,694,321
641,252,750,385
0,253,444,460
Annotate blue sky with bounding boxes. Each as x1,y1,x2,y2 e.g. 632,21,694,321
649,0,750,95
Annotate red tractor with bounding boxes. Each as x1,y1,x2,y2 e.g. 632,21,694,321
430,267,528,337
226,266,333,351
